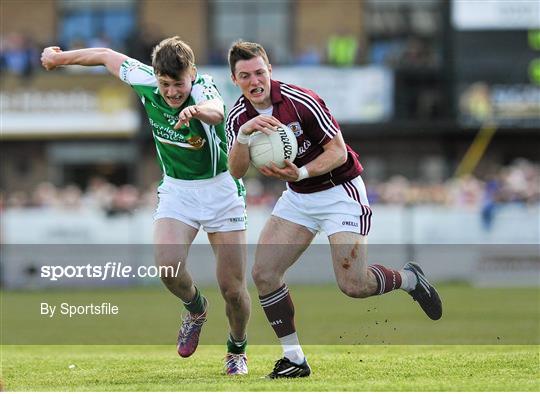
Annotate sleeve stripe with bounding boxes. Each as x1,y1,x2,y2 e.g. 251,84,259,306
226,101,244,133
227,98,245,123
281,84,339,136
138,64,154,77
283,89,336,139
119,58,156,86
226,107,245,152
281,84,340,138
225,98,246,152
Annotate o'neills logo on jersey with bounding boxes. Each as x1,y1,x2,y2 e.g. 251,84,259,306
342,220,359,227
277,127,294,160
287,122,303,137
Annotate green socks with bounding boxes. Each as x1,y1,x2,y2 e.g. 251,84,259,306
183,287,206,314
227,334,247,354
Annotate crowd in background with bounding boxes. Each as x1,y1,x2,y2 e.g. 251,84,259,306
1,30,537,215
0,32,41,77
0,31,154,77
0,29,436,77
368,158,539,206
2,159,538,215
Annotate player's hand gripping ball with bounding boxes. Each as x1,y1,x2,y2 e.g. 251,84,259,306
249,124,298,169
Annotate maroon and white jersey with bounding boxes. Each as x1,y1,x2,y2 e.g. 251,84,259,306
226,79,363,193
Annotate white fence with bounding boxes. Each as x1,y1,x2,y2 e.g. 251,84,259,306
1,204,539,288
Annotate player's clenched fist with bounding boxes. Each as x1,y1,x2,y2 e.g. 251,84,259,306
41,46,62,70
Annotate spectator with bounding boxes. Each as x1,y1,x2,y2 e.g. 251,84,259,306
6,190,30,208
83,176,117,211
296,44,322,66
59,184,83,210
0,32,39,77
31,182,59,208
327,32,358,67
107,184,140,216
125,24,162,64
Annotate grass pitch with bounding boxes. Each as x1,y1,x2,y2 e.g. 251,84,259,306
1,283,539,391
2,345,538,391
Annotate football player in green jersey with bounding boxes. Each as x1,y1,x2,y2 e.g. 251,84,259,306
41,37,250,375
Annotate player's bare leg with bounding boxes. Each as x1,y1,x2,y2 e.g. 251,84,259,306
208,229,251,375
154,218,208,357
253,216,314,294
329,231,442,319
154,218,199,300
253,215,314,378
329,233,377,297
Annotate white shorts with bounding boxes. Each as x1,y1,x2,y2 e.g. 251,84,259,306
272,176,372,236
154,171,246,233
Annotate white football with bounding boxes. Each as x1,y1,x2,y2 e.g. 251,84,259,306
249,125,298,169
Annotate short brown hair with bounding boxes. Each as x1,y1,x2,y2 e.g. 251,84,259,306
228,40,270,75
151,36,195,79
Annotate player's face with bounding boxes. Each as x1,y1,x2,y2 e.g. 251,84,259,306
232,56,272,109
157,71,194,109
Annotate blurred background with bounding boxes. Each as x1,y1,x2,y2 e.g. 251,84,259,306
1,0,539,289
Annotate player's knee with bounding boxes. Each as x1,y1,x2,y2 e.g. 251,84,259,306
251,264,273,289
339,280,371,299
154,255,185,284
155,252,183,270
220,286,244,306
155,244,187,266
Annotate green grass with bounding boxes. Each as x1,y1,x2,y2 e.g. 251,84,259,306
1,283,539,390
2,345,539,391
2,284,538,345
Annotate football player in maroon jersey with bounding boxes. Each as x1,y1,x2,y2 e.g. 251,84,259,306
227,40,442,379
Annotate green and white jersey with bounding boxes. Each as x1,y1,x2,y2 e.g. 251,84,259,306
119,58,229,180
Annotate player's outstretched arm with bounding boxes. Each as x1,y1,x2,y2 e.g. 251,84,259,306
40,46,128,78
